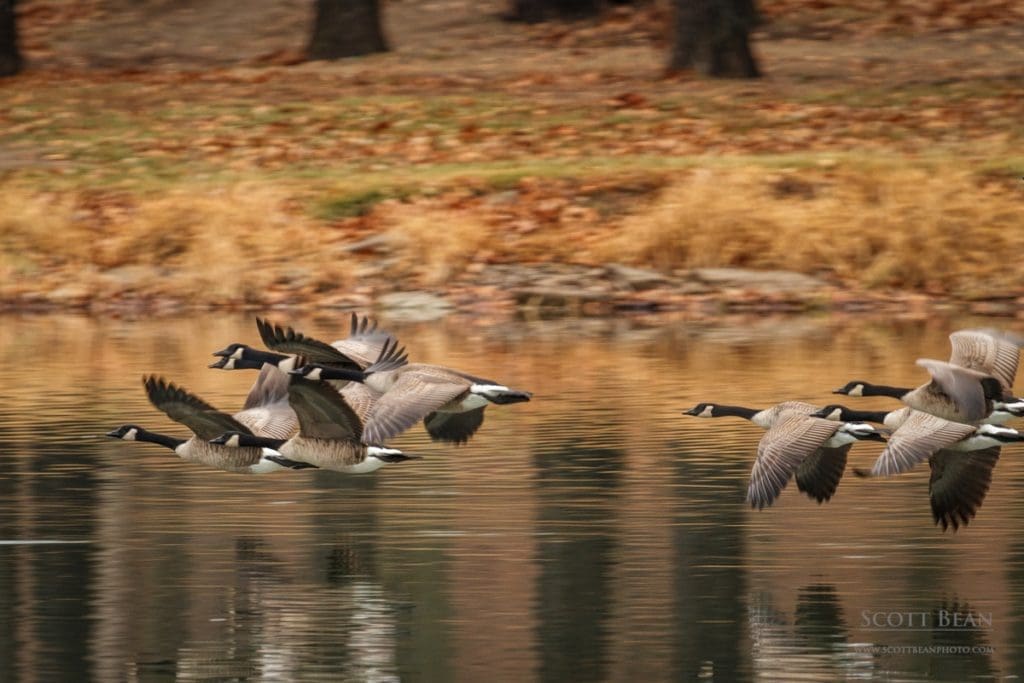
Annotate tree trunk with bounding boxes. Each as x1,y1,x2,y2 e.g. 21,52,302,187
507,0,602,23
669,0,760,78
307,0,387,60
0,0,21,77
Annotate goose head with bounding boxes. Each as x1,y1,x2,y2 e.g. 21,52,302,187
833,381,868,396
212,342,248,359
106,424,142,440
683,403,720,417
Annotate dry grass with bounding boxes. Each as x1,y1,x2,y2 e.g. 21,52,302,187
381,203,492,286
601,166,1024,295
0,184,353,304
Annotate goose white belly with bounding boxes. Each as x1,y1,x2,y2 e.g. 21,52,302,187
279,437,373,473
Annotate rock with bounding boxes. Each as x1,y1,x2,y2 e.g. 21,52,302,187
690,268,826,293
604,263,669,290
376,291,453,321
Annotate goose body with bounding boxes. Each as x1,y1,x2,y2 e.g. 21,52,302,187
852,412,1024,531
106,424,309,473
106,366,311,473
264,319,531,445
833,329,1021,423
748,411,886,509
834,359,1003,424
683,401,884,507
211,373,417,474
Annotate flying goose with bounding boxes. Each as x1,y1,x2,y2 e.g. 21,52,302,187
834,329,1022,422
833,359,1004,424
106,366,312,473
850,410,1024,531
812,404,1005,530
209,374,418,474
265,320,532,445
748,410,887,509
683,401,879,505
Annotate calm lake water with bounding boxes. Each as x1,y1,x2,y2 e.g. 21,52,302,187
2,312,1023,682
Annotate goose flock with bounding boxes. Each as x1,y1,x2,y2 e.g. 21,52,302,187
684,328,1024,531
108,317,1023,532
107,314,532,474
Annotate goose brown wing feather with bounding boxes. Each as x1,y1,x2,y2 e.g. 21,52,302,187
340,382,380,424
911,359,991,423
870,411,976,476
143,375,252,440
949,330,1020,396
929,446,1000,531
795,444,851,504
286,376,364,441
331,313,402,369
242,364,291,411
748,414,842,509
424,406,487,444
234,402,298,441
256,318,362,370
362,373,470,445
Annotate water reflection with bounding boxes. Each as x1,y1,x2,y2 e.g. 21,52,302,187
2,313,1024,681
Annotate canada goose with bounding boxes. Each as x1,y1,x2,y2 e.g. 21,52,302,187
852,411,1024,531
833,329,1022,421
106,366,311,473
683,401,880,506
834,359,1004,424
748,410,887,509
106,424,315,472
858,412,1024,477
209,374,418,474
265,320,532,445
295,360,532,445
813,404,1006,531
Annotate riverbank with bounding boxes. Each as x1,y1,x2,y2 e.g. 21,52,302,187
3,1,1023,318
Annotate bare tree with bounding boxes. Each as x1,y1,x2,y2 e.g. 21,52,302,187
507,0,602,23
669,0,760,78
308,0,387,60
0,0,20,77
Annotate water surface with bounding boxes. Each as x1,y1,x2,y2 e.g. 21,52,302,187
1,313,1022,681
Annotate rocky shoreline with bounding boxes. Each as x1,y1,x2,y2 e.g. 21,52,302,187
5,263,1022,319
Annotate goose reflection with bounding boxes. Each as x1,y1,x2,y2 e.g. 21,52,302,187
168,536,401,681
748,585,999,680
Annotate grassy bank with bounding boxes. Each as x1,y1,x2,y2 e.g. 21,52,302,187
2,15,1023,313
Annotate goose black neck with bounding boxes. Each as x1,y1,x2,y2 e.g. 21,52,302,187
235,433,286,449
137,429,187,450
837,407,891,423
859,384,910,399
304,365,368,382
714,405,760,420
242,348,292,366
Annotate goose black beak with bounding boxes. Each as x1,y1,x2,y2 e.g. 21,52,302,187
211,347,232,357
682,406,700,415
